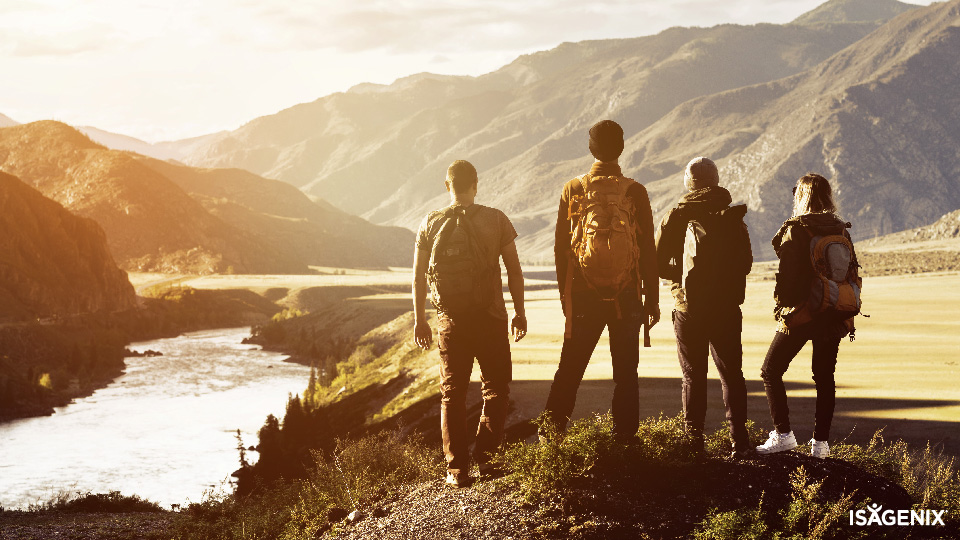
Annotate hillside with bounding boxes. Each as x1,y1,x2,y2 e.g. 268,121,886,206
77,125,228,163
792,0,918,24
857,208,960,275
0,113,18,128
175,0,939,261
179,7,890,215
0,172,135,321
77,126,181,161
0,122,413,273
624,0,960,259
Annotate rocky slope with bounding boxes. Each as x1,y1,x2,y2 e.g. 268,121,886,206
635,0,960,258
0,122,413,273
175,0,947,261
0,172,135,321
792,0,918,24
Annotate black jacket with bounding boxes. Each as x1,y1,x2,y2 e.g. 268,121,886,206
772,213,856,309
654,186,751,312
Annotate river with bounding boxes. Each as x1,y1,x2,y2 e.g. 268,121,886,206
0,328,310,510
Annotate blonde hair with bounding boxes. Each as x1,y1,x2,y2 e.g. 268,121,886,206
792,173,838,217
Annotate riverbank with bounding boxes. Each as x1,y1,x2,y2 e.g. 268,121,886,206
0,286,281,423
0,492,171,540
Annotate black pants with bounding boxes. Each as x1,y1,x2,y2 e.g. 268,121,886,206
760,321,841,441
673,307,750,450
544,288,641,437
438,312,512,474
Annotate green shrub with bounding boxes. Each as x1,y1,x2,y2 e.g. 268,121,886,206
832,430,960,513
779,466,861,540
694,468,863,540
694,493,771,540
272,308,308,323
283,429,442,539
173,482,300,540
496,413,626,505
29,491,163,513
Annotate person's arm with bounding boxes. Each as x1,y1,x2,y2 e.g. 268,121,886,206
501,240,527,342
554,185,571,312
633,184,660,328
773,225,806,308
654,209,682,283
412,247,432,349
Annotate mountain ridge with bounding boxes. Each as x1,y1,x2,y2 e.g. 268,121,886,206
0,121,413,273
0,171,135,321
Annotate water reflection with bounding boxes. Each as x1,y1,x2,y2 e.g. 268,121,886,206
0,328,308,510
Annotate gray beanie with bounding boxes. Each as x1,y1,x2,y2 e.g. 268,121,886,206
683,156,719,190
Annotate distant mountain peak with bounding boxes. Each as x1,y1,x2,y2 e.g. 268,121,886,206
2,120,105,152
0,113,19,128
793,0,918,25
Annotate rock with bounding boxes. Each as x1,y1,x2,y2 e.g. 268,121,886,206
347,510,365,523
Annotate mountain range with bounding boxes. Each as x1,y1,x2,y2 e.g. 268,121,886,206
0,172,135,321
168,0,959,260
0,122,413,274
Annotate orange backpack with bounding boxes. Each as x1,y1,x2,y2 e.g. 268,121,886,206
782,229,862,334
564,174,641,335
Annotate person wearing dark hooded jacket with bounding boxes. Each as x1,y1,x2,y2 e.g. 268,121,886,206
655,156,755,459
755,173,856,459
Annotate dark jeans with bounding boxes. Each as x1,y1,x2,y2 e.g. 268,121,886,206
438,312,511,474
760,321,841,441
673,307,750,450
544,288,641,437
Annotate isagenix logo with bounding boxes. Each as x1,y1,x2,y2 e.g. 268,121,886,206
849,504,947,526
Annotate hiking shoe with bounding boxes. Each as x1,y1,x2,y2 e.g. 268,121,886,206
810,439,830,459
444,471,473,488
730,447,759,460
756,430,797,455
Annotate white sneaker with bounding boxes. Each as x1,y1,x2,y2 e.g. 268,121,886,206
756,430,797,455
810,439,830,459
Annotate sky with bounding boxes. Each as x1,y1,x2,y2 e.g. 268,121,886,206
0,0,934,142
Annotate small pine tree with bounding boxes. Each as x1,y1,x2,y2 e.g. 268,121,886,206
305,365,317,409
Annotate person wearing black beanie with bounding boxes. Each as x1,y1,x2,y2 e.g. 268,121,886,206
543,120,660,442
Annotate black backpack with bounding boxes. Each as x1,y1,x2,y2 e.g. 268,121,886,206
681,205,752,310
426,205,493,316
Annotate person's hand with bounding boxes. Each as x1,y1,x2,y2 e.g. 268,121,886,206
415,320,433,350
511,314,527,342
646,304,661,329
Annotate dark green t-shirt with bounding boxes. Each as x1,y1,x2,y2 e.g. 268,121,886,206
416,204,518,320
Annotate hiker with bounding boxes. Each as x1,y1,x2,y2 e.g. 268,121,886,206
654,156,755,459
412,159,527,487
756,173,861,459
543,120,659,441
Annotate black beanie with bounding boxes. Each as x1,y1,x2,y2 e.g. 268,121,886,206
588,120,624,162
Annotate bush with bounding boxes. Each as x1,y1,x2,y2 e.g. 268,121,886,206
284,429,442,538
29,491,163,513
496,413,626,505
694,493,771,540
694,468,863,540
832,430,960,513
173,483,300,540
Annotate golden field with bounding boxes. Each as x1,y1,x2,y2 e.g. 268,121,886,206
129,268,960,454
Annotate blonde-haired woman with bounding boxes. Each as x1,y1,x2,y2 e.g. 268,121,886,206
756,173,858,459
